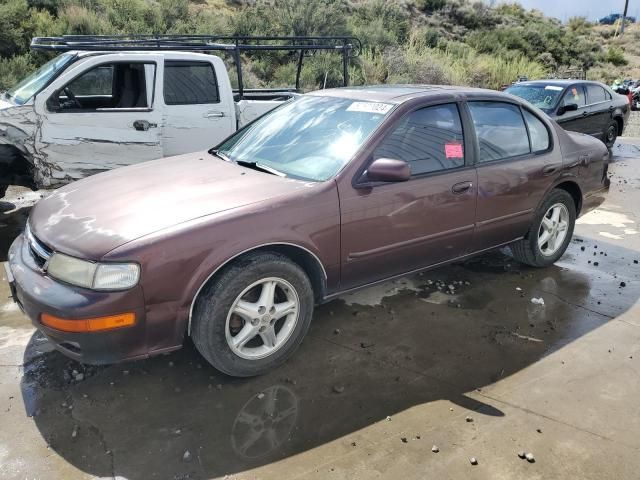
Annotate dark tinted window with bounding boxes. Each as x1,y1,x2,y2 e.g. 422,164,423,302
468,102,529,162
586,84,607,104
523,110,550,152
164,61,219,105
562,85,586,107
373,103,465,175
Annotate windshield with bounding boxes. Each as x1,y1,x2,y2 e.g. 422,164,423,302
505,84,565,112
5,53,75,105
215,95,393,182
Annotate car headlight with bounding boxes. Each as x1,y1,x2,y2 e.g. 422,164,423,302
47,253,140,290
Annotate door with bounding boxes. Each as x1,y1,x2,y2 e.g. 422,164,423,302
468,101,557,251
584,83,614,139
34,55,163,183
161,59,235,156
555,84,590,134
339,102,477,290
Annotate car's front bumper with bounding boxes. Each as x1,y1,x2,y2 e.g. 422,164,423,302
6,233,151,364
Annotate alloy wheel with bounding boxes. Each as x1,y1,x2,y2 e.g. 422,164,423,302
538,203,569,256
225,277,300,360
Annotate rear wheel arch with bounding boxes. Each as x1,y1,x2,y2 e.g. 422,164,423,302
553,181,582,217
187,243,327,335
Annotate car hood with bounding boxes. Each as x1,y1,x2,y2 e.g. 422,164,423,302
29,152,313,259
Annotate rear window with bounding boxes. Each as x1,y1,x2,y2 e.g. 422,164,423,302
468,102,530,162
164,61,219,105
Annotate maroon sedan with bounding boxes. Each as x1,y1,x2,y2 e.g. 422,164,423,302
5,86,609,376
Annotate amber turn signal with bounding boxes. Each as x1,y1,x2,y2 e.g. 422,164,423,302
41,312,136,332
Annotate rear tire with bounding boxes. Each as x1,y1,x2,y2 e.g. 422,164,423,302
604,121,618,149
510,189,576,267
191,252,314,377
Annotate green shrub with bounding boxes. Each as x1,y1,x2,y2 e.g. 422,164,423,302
602,46,628,66
0,54,35,91
0,0,625,95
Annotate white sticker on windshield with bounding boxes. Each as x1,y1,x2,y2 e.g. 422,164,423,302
347,102,393,114
545,86,563,91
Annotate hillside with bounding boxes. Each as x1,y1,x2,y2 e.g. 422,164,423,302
593,22,640,82
0,0,636,92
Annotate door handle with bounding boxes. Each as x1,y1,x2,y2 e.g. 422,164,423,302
581,111,589,117
205,111,226,118
451,181,473,194
608,106,614,112
132,120,157,131
542,164,560,175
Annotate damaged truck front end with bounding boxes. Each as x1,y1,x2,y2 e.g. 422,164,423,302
0,52,78,196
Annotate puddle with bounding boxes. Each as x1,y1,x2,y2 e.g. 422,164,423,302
341,277,422,306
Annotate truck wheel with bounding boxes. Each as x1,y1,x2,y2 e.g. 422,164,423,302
604,121,618,149
510,189,576,268
191,252,314,377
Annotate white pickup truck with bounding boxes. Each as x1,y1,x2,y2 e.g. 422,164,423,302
0,50,297,192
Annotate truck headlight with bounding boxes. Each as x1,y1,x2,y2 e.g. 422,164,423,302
47,253,140,290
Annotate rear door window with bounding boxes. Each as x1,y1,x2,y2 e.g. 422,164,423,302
164,61,219,105
373,103,465,176
468,102,530,162
586,84,607,104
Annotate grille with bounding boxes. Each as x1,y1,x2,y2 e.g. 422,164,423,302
25,224,53,268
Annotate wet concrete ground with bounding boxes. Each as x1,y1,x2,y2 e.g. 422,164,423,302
2,145,640,479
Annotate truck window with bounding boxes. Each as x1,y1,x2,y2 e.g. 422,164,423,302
50,62,155,112
164,61,220,105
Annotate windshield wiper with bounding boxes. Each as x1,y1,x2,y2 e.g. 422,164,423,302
236,160,286,177
210,149,286,177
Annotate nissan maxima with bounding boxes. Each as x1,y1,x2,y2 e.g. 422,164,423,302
5,85,610,376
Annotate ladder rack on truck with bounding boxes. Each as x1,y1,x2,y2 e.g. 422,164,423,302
30,35,362,100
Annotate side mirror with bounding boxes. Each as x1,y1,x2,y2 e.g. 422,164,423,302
366,158,410,183
558,103,578,115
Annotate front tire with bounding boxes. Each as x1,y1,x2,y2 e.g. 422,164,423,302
510,189,576,267
191,252,314,377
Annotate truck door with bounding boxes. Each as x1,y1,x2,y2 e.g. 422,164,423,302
35,54,162,185
160,56,236,156
33,54,163,184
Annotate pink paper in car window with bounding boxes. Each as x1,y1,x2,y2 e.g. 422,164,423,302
445,142,464,159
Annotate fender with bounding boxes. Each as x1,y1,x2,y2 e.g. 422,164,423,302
186,242,328,334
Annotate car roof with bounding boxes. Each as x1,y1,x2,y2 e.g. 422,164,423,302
512,80,607,88
308,84,504,104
